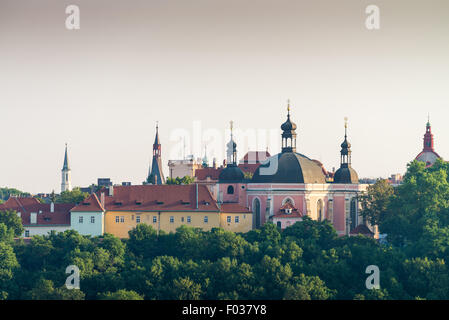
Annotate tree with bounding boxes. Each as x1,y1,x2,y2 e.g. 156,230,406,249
0,209,24,237
359,179,394,227
56,188,89,204
0,187,30,201
166,176,195,185
98,289,143,300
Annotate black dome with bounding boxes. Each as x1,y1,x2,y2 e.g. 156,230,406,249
219,164,244,182
281,116,297,132
333,165,359,184
251,152,326,183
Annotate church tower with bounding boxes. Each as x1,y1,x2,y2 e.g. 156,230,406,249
281,100,297,153
147,123,165,184
61,143,72,192
415,116,441,166
333,118,359,184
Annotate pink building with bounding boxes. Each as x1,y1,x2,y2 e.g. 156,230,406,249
215,104,370,237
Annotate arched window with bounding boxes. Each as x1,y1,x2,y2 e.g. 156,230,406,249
282,197,294,206
276,221,282,229
227,185,234,194
317,199,323,222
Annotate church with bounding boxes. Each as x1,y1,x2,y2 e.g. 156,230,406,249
214,102,372,237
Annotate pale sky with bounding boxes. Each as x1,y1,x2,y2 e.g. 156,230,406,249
1,0,449,194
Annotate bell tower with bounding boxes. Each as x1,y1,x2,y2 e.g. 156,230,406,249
281,100,297,153
147,123,165,184
61,143,72,192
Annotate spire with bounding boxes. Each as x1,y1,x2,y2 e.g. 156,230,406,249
61,143,72,192
63,143,70,170
281,100,297,153
340,117,351,167
423,116,434,151
148,123,165,184
154,121,160,145
226,120,237,166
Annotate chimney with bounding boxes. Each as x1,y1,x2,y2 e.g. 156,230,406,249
109,185,114,197
101,192,105,208
50,202,54,213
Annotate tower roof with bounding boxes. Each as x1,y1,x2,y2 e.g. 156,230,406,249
62,144,70,171
154,122,160,146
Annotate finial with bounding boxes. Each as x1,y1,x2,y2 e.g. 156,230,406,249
344,117,348,136
287,99,291,114
156,121,159,130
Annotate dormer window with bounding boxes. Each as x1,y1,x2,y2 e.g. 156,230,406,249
286,208,292,214
157,201,164,205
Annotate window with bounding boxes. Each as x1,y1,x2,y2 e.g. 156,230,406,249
204,216,208,223
181,217,184,223
235,216,239,223
120,216,125,223
227,216,231,223
25,230,30,237
227,185,234,194
187,216,191,224
153,216,157,223
90,216,95,223
115,216,120,223
136,216,141,223
170,216,174,223
79,216,83,224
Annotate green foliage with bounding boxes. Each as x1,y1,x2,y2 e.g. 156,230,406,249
56,188,89,204
0,209,24,237
0,187,30,201
98,289,143,300
166,176,195,185
359,179,394,226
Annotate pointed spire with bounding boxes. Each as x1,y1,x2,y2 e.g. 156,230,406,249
63,143,70,171
340,117,351,166
154,121,160,145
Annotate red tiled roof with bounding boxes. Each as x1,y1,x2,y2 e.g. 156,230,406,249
195,168,222,181
349,224,374,236
71,193,104,212
73,184,220,212
220,203,251,213
1,197,73,226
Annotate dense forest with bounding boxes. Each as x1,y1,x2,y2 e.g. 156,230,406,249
1,159,449,300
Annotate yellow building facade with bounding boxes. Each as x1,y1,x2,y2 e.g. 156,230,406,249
104,210,252,238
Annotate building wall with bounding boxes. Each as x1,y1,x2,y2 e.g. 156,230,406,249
22,226,71,237
219,212,252,233
104,211,222,238
70,211,104,236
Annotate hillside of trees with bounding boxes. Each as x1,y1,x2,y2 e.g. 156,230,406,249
1,159,449,300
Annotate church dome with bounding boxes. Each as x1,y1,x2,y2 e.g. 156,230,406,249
251,152,326,183
219,164,244,182
333,165,359,184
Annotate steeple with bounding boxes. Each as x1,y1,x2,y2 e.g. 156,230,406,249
226,120,237,166
333,118,359,184
281,100,297,153
340,117,351,167
147,123,165,184
423,116,434,152
61,143,72,192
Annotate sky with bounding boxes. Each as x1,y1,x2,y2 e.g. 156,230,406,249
1,0,449,194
